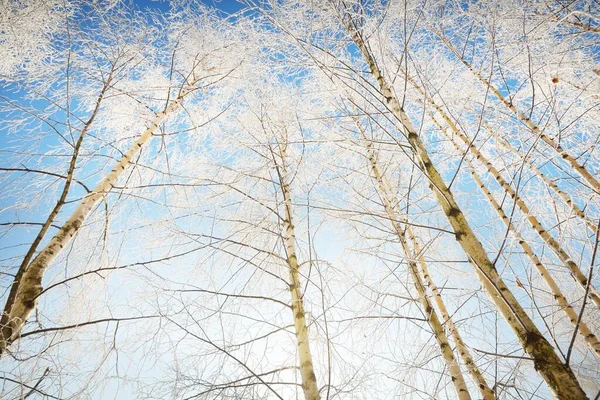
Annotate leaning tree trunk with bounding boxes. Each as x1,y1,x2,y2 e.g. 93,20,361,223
0,71,114,352
406,226,496,399
343,19,588,399
360,125,472,399
479,118,596,233
274,140,321,400
437,34,600,196
362,122,495,399
0,80,198,355
407,78,600,308
434,115,600,358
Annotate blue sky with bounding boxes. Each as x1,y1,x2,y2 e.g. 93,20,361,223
0,1,598,398
137,0,245,14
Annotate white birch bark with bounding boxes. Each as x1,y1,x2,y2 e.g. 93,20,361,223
362,132,472,400
342,19,588,399
368,128,495,398
437,35,600,196
480,120,596,233
436,117,600,359
0,81,197,354
409,80,600,309
275,141,321,400
0,73,113,351
405,226,496,399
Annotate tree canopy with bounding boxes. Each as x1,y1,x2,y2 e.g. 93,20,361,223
1,1,599,398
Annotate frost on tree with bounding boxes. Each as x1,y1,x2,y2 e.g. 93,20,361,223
0,0,598,399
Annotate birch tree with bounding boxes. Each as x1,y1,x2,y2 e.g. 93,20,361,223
1,1,599,398
0,2,245,393
358,119,473,400
338,5,585,398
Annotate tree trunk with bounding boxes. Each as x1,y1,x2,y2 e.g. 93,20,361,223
406,226,497,399
437,34,600,196
275,141,321,400
407,77,600,308
0,72,113,354
480,119,596,233
436,115,600,359
362,131,472,400
366,125,495,398
0,81,197,355
343,20,588,399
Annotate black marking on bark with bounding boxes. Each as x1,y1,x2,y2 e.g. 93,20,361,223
24,300,35,309
448,207,460,217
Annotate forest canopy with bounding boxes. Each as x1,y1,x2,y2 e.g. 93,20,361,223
0,0,599,399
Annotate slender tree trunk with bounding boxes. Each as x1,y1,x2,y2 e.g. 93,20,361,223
437,34,600,196
343,19,588,399
362,131,472,400
406,226,497,399
407,77,600,308
274,141,321,400
0,80,197,355
0,72,113,353
479,119,596,233
367,128,495,398
435,115,600,358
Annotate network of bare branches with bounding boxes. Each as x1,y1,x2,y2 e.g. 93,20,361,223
0,0,598,399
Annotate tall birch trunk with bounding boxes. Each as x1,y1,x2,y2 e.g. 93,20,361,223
405,226,496,399
362,132,472,400
437,35,600,196
274,141,321,400
407,78,600,308
343,20,588,399
435,116,600,358
479,120,596,233
0,73,113,353
0,81,197,355
365,125,495,398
